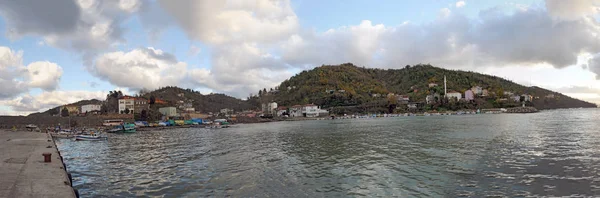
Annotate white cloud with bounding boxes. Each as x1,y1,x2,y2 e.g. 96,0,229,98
0,46,64,99
456,1,466,8
545,0,600,21
1,90,106,113
91,47,188,90
26,61,63,91
158,0,299,45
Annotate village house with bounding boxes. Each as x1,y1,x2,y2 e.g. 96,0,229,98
428,83,438,88
220,108,234,116
512,95,521,102
371,93,380,98
465,90,474,101
504,91,514,96
289,105,303,117
118,96,136,114
546,94,555,98
446,91,462,100
471,86,483,95
261,102,278,114
396,95,410,104
276,106,288,117
80,104,101,114
301,104,328,117
426,93,439,104
522,94,533,102
133,97,149,114
482,89,489,96
159,107,178,117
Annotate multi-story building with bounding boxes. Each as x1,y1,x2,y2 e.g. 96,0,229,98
289,105,303,117
471,86,483,95
133,97,149,114
261,102,278,114
118,96,136,114
159,107,178,117
81,104,101,114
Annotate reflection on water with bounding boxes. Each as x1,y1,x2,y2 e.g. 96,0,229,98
55,108,600,197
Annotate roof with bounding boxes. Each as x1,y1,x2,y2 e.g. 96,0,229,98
448,91,460,93
291,105,302,108
304,104,317,107
277,106,287,110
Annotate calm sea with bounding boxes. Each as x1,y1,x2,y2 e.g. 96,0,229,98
56,108,600,197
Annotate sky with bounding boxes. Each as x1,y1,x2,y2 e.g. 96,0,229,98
1,0,600,115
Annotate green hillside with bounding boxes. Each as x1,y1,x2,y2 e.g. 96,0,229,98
253,63,596,113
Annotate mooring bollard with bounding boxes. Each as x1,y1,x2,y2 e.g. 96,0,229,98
42,152,52,163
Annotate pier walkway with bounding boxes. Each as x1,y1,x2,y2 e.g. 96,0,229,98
0,130,75,198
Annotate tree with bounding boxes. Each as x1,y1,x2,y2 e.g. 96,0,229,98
48,108,59,116
263,88,267,94
149,95,156,104
258,90,263,96
140,110,148,121
61,108,69,117
100,104,108,114
124,108,130,114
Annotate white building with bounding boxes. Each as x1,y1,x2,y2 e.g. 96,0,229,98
302,104,320,117
289,105,303,117
261,102,278,114
220,108,234,115
471,86,483,95
159,107,178,117
446,91,462,100
118,96,136,114
81,104,101,114
522,94,533,102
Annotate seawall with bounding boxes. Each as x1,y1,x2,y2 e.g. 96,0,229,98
0,130,76,198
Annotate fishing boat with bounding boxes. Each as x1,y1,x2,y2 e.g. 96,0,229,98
75,132,106,141
122,123,136,133
107,125,123,133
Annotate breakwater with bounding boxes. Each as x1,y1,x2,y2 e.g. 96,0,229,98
506,107,539,113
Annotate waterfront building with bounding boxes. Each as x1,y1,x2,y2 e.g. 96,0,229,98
512,95,521,102
159,107,178,117
302,104,319,117
118,96,136,114
289,105,303,117
80,104,101,114
465,90,474,101
133,97,149,114
446,91,462,100
276,106,288,117
261,102,278,114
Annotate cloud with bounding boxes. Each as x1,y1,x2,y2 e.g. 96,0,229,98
456,1,466,8
90,47,188,90
0,46,64,99
26,61,63,91
158,0,299,45
0,0,81,36
1,90,106,113
188,45,201,57
0,0,144,65
545,0,600,21
587,53,600,79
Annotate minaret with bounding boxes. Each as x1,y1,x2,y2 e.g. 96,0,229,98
444,75,447,96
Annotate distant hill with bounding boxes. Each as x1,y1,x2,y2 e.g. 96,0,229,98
253,63,597,112
140,86,258,113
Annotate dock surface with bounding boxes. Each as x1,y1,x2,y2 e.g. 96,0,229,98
0,130,75,198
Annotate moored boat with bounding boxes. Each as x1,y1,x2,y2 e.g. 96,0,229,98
75,132,107,141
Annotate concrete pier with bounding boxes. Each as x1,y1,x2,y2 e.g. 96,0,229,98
0,130,76,198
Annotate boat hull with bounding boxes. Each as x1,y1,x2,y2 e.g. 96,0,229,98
75,135,106,141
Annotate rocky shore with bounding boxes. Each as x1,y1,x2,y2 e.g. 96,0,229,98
506,107,539,113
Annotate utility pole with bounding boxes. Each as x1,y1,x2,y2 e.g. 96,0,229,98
444,75,447,97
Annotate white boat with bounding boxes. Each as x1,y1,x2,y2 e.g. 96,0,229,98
75,133,106,141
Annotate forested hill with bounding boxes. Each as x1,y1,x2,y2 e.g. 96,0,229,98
252,63,597,111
